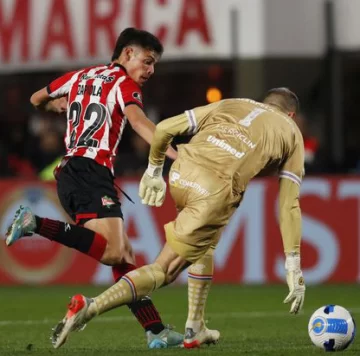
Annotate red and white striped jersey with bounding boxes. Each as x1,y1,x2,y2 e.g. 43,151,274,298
47,63,143,174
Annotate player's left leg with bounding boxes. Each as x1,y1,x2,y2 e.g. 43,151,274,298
184,246,220,348
51,243,190,349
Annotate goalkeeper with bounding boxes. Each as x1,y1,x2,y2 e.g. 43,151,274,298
52,88,306,349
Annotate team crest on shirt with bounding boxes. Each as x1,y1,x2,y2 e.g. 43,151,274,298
132,92,142,103
101,196,115,208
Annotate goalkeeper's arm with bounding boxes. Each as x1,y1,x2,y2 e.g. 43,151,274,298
278,177,305,314
140,113,192,207
148,113,192,168
278,178,301,254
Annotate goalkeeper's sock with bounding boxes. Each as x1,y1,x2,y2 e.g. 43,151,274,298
87,263,166,318
112,263,164,334
185,248,214,333
34,216,107,261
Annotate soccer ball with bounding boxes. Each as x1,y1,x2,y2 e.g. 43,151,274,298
308,305,356,351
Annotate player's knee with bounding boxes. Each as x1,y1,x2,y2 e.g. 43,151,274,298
101,247,125,266
101,236,134,265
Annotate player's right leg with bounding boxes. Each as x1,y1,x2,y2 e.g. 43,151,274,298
5,206,111,262
5,157,117,264
84,219,184,349
6,157,134,265
51,243,190,349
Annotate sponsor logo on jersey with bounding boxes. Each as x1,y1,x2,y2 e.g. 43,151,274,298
170,171,181,185
80,73,115,83
207,135,245,159
169,171,209,196
217,125,256,149
132,92,142,103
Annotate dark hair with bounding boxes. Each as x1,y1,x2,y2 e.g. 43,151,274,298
111,28,164,61
263,87,300,114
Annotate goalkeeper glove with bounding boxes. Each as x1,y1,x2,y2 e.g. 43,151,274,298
139,163,166,207
283,253,305,314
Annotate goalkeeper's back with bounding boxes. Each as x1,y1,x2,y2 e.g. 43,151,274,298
176,97,304,194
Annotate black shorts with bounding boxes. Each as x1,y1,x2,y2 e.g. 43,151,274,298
56,157,123,225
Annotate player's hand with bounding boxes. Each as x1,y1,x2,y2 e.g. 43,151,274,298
283,253,305,314
45,97,68,114
53,97,68,113
139,164,166,207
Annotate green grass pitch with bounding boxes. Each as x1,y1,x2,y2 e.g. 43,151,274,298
0,285,359,355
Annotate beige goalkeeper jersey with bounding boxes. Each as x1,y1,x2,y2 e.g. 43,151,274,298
150,98,305,253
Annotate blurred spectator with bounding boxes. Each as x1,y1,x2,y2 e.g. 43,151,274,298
115,133,150,177
0,85,35,177
0,85,28,126
294,113,321,174
115,131,174,177
27,115,66,174
6,124,36,178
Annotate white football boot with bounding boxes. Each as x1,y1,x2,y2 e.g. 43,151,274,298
183,327,220,348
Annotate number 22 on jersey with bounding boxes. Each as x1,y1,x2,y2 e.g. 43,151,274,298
68,101,107,149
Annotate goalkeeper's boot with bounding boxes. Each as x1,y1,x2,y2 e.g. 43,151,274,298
5,206,36,246
147,325,184,349
183,327,220,348
51,294,92,349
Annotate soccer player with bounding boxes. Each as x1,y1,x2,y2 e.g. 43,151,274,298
5,28,183,349
50,88,306,348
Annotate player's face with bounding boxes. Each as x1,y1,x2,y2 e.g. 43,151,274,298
125,47,160,86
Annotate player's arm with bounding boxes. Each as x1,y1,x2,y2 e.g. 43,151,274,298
148,112,193,167
139,104,215,207
148,104,216,168
278,143,306,315
139,104,216,206
30,87,67,113
30,70,78,113
138,111,191,206
278,178,301,256
124,105,177,161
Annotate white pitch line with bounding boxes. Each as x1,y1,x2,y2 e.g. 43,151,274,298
1,308,360,327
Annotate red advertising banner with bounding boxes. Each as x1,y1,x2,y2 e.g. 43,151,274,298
0,177,358,285
0,0,233,71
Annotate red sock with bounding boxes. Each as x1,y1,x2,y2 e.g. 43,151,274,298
112,263,165,334
112,263,136,282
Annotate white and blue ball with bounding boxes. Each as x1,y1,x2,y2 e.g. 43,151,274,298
308,305,356,351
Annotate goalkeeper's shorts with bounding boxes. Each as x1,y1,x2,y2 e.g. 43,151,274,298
165,159,239,263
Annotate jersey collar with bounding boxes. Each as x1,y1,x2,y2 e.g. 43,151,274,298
110,62,128,74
